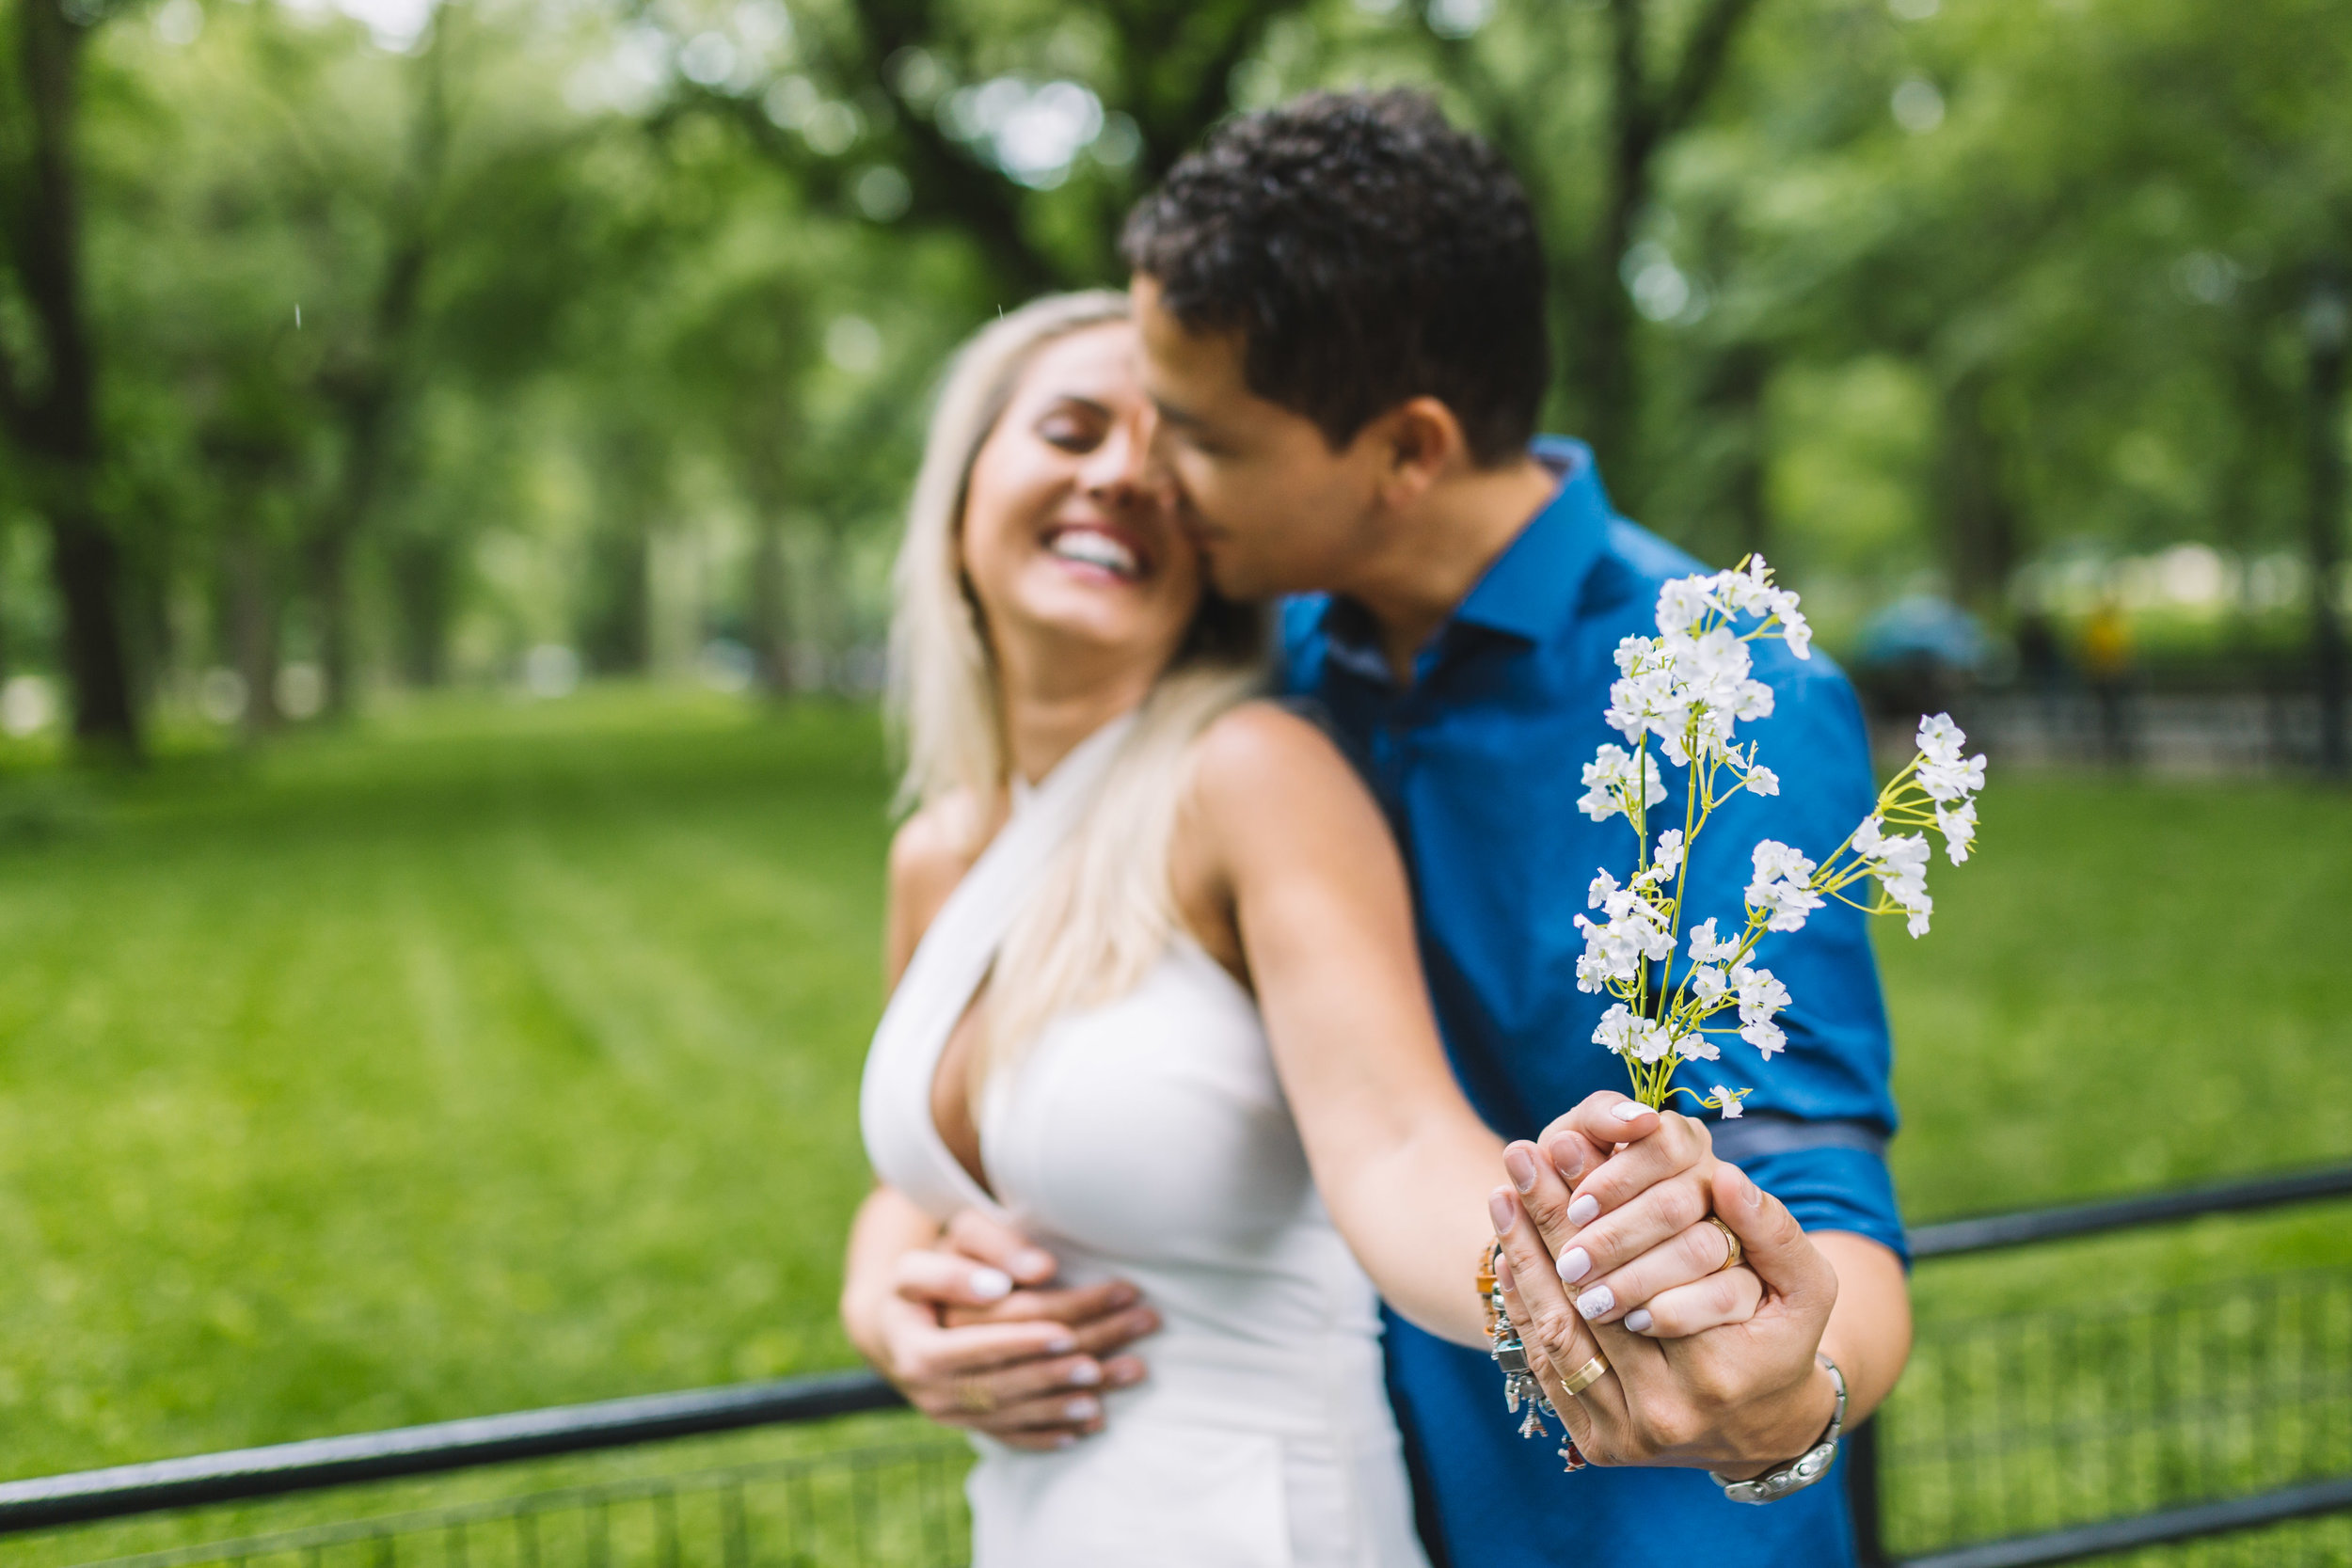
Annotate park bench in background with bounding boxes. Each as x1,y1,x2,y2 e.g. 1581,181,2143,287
5,1166,2349,1568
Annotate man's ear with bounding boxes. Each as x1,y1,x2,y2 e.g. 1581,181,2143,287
1374,396,1470,510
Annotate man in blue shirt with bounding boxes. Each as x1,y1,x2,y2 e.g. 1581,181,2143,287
1119,89,1912,1564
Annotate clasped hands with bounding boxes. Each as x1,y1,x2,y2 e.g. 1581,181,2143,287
1487,1094,1844,1475
858,1093,1842,1470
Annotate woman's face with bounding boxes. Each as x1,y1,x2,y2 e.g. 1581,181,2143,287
960,322,1203,682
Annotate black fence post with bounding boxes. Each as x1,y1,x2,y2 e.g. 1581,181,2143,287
1844,1417,1886,1568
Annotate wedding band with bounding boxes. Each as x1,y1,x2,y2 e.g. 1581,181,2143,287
1707,1215,1743,1274
953,1381,997,1414
1560,1354,1611,1398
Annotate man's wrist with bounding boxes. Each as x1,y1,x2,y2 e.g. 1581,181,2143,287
1718,1359,1839,1480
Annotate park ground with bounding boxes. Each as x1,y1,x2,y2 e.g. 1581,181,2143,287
0,686,2347,1502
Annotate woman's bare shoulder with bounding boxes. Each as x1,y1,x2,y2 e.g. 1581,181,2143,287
887,789,991,934
1188,701,1367,822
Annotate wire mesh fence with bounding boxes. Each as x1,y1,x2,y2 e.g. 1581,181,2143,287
1878,1268,2352,1562
40,1438,974,1568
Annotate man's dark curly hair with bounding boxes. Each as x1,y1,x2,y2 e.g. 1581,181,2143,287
1121,89,1549,467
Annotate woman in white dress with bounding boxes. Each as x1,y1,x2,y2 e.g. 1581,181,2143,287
848,292,1690,1566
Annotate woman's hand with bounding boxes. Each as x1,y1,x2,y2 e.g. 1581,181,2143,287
1501,1096,1762,1341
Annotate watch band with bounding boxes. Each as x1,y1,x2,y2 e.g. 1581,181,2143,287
1708,1354,1847,1504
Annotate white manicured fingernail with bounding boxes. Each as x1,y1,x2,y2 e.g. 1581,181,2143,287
1626,1308,1654,1334
1066,1361,1102,1386
1557,1246,1591,1284
1566,1195,1599,1227
1576,1285,1614,1320
1064,1396,1101,1421
1045,1331,1077,1354
969,1267,1013,1301
1015,1248,1056,1276
1612,1101,1653,1123
1052,1433,1077,1449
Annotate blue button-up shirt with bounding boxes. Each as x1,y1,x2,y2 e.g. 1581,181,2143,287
1281,437,1904,1568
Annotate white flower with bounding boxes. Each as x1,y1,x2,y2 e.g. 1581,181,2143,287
1632,1019,1677,1064
1919,752,1988,803
1579,743,1667,821
1594,1004,1639,1056
1652,829,1685,878
1613,635,1653,674
1687,918,1740,965
1657,578,1712,636
1714,558,1777,616
1588,869,1620,910
1750,840,1812,886
1778,605,1814,660
1730,962,1789,1025
1741,1018,1788,1058
1712,1085,1746,1117
1915,712,1967,766
1744,764,1781,797
1674,1027,1720,1063
1690,963,1729,1006
1935,799,1977,864
1905,904,1932,938
1744,841,1822,932
1575,951,1616,993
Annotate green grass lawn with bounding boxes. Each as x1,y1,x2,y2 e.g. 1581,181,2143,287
0,687,2346,1493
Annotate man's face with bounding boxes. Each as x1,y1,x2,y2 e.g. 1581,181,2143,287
1133,275,1385,601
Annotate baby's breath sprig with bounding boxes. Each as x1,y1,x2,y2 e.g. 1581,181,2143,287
1571,559,1987,1114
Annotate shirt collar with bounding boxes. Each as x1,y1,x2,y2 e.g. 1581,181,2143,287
1448,436,1615,645
1304,436,1617,678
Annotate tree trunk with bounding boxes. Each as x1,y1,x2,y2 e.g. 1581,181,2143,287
225,521,282,737
309,526,356,716
1939,375,2018,612
48,498,138,745
2304,277,2347,778
750,514,793,696
3,0,139,752
389,535,453,687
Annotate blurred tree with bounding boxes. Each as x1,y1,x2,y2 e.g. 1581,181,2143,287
0,0,139,752
659,0,1311,294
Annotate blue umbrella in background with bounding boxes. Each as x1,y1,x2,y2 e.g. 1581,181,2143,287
1853,595,1994,674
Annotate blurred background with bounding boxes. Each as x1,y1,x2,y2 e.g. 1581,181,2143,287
1,0,2349,1561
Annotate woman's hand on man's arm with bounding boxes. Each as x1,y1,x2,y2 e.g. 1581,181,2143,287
841,1191,1160,1451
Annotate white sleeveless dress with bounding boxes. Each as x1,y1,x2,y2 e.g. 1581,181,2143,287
860,718,1432,1568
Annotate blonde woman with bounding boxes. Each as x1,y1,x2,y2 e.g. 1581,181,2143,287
845,293,1742,1566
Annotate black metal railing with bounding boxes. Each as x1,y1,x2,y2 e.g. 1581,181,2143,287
5,1164,2348,1568
1848,1163,2352,1568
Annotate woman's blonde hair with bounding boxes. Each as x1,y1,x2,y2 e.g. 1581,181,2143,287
887,291,1266,1087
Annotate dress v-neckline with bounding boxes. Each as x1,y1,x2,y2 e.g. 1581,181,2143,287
907,715,1136,1222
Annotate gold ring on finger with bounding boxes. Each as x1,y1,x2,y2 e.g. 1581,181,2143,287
1707,1214,1743,1274
952,1381,997,1415
1559,1354,1611,1399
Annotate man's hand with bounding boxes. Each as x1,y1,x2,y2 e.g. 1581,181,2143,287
858,1209,1160,1451
1493,1143,1843,1471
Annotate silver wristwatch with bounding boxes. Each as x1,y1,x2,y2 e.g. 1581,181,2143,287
1708,1354,1847,1504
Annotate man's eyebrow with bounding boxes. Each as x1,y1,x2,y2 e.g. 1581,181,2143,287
1151,396,1207,429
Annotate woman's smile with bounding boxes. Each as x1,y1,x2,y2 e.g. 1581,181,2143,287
1041,521,1151,584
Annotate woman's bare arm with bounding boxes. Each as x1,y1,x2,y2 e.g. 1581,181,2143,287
1179,705,1506,1345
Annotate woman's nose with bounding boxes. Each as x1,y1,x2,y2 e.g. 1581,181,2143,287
1080,418,1155,503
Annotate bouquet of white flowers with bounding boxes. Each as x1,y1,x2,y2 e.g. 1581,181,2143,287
1573,557,1987,1117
